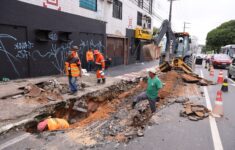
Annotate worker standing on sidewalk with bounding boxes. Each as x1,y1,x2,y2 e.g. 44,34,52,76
65,46,82,95
86,49,94,72
37,118,69,132
132,68,162,113
94,50,106,84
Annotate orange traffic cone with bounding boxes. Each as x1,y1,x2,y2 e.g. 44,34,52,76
210,67,214,77
212,91,223,118
217,70,224,84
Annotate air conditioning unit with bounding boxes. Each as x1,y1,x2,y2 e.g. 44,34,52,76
107,0,113,3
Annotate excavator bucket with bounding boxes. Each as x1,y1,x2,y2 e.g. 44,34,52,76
172,58,193,74
159,61,172,72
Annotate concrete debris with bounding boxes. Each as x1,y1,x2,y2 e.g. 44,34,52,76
129,101,152,126
73,107,88,113
12,94,23,99
181,74,200,83
25,83,42,97
137,129,144,137
180,102,210,121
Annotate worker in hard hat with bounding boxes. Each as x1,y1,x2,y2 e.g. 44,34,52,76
86,49,94,72
132,68,162,113
94,50,105,84
65,46,82,95
37,118,69,132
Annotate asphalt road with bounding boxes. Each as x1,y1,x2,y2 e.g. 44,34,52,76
0,62,235,150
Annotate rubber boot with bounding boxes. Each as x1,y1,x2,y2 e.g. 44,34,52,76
97,79,101,84
102,78,106,84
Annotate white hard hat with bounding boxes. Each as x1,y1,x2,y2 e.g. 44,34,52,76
148,68,157,74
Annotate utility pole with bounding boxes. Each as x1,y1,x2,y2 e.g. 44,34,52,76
168,0,173,24
183,22,190,32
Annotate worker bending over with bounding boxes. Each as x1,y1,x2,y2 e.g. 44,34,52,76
132,68,162,113
37,118,69,132
94,50,106,84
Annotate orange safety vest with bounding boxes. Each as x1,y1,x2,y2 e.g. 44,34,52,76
65,57,80,77
95,53,105,69
86,51,94,61
47,118,69,131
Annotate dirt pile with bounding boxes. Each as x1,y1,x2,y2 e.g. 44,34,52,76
180,101,210,121
158,71,179,99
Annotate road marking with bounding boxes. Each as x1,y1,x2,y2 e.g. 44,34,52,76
200,70,223,150
228,78,235,84
0,133,30,150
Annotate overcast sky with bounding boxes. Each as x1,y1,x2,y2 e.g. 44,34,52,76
153,0,235,45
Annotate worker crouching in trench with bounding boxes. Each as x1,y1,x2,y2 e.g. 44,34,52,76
37,118,69,132
132,68,163,113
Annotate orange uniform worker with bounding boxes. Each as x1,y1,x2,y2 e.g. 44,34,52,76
37,118,69,132
94,50,105,84
86,49,94,72
65,46,82,95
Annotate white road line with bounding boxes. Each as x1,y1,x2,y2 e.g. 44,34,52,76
200,70,223,150
0,133,30,150
228,78,235,84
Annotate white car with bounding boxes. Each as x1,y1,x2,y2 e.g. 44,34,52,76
228,58,235,78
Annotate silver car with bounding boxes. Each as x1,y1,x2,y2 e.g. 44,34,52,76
228,58,235,78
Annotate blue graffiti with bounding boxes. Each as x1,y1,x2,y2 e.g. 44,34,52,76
32,41,73,72
79,39,105,56
48,32,58,41
0,34,21,76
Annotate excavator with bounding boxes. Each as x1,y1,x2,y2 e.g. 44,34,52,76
153,20,194,74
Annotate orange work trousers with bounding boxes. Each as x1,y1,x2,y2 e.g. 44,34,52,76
96,69,105,79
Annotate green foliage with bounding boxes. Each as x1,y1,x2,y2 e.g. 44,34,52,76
206,20,235,53
153,27,159,36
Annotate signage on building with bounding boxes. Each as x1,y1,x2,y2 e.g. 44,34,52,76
135,28,152,40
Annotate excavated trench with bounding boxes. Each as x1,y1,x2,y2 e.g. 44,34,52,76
24,70,200,147
24,79,146,134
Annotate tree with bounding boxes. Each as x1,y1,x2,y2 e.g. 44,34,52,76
206,20,235,53
152,27,159,36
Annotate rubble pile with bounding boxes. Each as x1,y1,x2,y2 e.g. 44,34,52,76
19,79,70,103
181,73,215,86
180,101,210,121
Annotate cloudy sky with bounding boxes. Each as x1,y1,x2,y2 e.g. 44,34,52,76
153,0,235,45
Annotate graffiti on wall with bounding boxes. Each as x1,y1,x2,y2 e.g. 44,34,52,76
0,33,72,77
0,33,105,78
43,0,61,11
78,39,105,58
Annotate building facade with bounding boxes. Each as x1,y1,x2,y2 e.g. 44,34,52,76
0,0,157,79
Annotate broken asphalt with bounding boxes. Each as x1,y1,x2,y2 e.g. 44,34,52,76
0,61,159,134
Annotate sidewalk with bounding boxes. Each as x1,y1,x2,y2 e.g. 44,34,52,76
0,60,159,133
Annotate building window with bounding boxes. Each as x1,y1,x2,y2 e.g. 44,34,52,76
80,0,97,11
113,0,122,20
148,18,152,28
138,0,143,9
149,0,153,14
137,12,142,26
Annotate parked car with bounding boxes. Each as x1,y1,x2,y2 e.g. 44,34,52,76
211,54,232,69
228,58,235,78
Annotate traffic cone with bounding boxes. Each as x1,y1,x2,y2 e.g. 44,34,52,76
221,79,228,92
212,91,223,118
210,67,214,77
217,70,224,84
